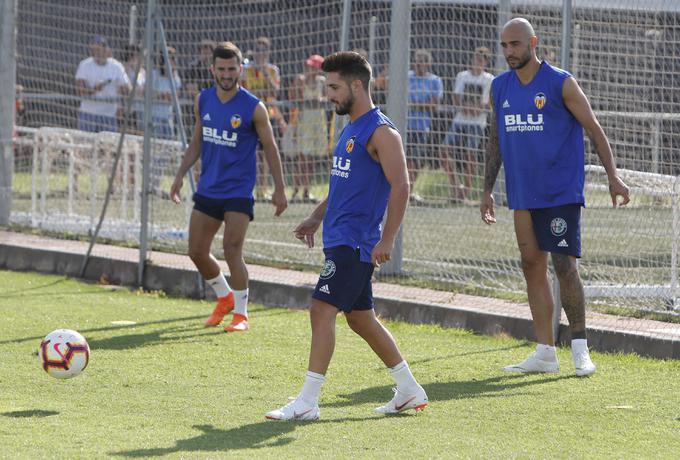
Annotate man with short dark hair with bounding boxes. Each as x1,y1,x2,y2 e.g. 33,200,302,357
170,42,287,333
266,51,427,421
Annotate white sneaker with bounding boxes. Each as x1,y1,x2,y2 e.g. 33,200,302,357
375,386,428,414
572,349,597,377
265,396,320,421
502,352,560,373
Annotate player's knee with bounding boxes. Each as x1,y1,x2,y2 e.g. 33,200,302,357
222,240,244,258
520,256,547,275
187,246,208,264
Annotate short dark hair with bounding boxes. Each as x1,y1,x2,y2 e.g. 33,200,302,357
213,41,243,64
321,51,372,90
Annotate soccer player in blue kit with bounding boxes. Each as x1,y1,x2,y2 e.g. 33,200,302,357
170,42,287,332
481,19,630,375
266,52,428,421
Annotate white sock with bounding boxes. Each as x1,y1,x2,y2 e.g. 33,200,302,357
299,371,325,404
389,360,419,392
206,273,231,298
233,289,249,317
535,344,557,361
571,338,589,354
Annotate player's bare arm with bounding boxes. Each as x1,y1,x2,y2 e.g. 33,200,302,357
368,125,410,267
563,77,630,207
481,97,500,224
253,101,288,216
293,197,328,249
170,93,203,203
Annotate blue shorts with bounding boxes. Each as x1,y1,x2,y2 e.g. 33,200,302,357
193,193,254,221
312,245,375,312
530,204,582,258
444,123,484,150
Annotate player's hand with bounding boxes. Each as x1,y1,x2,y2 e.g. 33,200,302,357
271,188,288,216
170,176,183,204
608,175,631,207
293,216,321,248
480,191,496,225
371,238,394,268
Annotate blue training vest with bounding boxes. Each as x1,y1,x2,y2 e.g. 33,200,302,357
197,86,260,199
492,61,585,210
323,107,395,263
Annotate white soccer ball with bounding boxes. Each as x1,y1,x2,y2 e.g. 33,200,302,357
39,329,90,379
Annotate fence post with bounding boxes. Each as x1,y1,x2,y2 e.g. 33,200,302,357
139,0,157,287
380,0,411,275
553,0,573,341
0,0,18,226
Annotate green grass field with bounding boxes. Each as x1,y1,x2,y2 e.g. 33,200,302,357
1,270,679,459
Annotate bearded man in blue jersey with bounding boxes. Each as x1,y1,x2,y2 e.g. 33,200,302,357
170,42,287,333
265,51,428,421
481,19,630,376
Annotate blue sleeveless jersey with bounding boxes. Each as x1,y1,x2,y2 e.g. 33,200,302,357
323,108,395,263
197,86,260,199
492,62,585,209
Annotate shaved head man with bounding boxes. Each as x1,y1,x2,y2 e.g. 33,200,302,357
481,18,630,376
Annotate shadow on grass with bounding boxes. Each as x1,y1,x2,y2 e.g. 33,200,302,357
325,373,578,408
111,417,372,457
408,343,527,365
0,277,86,298
1,305,288,347
1,409,59,418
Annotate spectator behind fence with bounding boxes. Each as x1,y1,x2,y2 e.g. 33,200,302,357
120,43,145,134
75,35,131,133
151,46,182,140
242,36,286,201
185,39,215,96
406,49,443,204
441,46,494,202
288,54,328,203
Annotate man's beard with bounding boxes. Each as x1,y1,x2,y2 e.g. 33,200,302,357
334,94,354,115
216,77,237,91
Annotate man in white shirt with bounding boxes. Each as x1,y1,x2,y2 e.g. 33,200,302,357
441,46,494,202
75,36,131,132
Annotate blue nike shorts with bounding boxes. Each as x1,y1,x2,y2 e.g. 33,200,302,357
312,245,375,313
193,193,254,221
529,204,582,258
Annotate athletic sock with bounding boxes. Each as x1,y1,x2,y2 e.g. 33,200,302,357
206,273,231,298
299,371,325,404
233,289,249,317
389,360,419,393
571,338,589,354
535,344,558,361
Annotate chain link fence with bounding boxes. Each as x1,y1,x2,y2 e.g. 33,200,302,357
7,0,680,320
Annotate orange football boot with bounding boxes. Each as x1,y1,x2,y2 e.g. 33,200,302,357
204,292,234,327
224,313,249,332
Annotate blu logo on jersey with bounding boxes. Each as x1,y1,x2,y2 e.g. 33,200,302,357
504,113,544,133
331,156,351,179
202,126,238,147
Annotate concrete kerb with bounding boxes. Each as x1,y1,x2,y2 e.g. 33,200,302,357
0,232,678,360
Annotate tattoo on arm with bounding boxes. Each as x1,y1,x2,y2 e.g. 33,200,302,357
484,111,501,193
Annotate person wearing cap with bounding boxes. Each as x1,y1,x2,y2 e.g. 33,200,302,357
75,35,131,132
288,54,328,203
